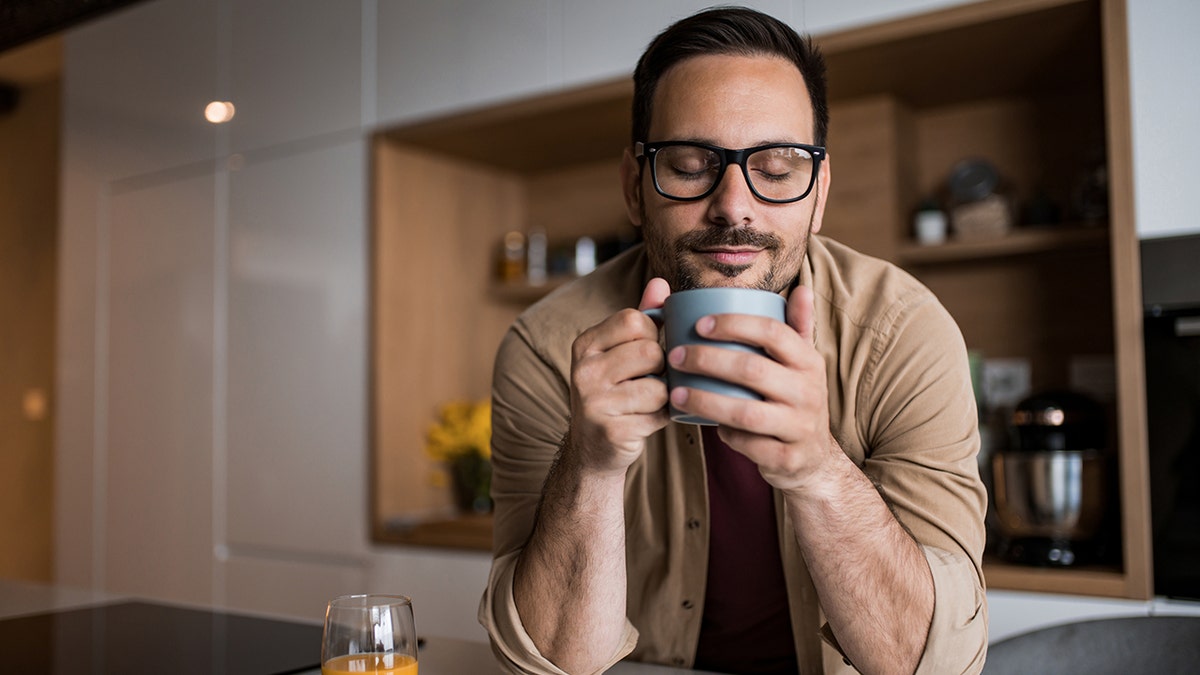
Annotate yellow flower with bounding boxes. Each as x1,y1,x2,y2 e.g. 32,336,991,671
425,399,492,463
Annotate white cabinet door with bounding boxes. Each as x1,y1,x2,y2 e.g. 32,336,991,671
228,0,364,153
561,0,793,86
375,0,554,125
104,171,216,605
64,0,218,181
1128,0,1200,239
801,0,975,35
368,548,493,643
225,139,369,559
220,555,367,622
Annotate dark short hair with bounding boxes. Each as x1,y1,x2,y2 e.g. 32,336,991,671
631,6,828,147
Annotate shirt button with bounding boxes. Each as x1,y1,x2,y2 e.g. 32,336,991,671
681,599,694,610
687,518,701,530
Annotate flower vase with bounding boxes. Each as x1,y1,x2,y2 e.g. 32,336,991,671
449,452,493,514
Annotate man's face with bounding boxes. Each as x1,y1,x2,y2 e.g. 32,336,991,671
621,53,831,292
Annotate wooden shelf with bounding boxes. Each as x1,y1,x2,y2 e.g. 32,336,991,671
375,513,493,552
488,276,573,304
984,559,1128,598
897,225,1109,265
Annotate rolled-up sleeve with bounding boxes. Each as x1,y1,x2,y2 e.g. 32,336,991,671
914,545,987,674
849,291,989,673
478,322,639,674
868,296,988,667
479,549,639,675
817,546,985,675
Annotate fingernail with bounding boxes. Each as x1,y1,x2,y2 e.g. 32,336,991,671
696,316,715,335
668,346,685,365
671,387,688,406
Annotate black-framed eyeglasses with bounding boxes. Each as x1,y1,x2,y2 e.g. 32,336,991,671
636,140,826,204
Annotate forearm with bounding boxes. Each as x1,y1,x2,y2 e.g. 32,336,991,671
513,440,630,674
786,449,934,675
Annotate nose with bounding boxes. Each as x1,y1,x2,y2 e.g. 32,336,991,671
705,163,756,226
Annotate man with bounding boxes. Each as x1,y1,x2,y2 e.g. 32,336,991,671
479,7,987,675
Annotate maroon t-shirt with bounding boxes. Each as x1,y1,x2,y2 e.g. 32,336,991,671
694,426,799,674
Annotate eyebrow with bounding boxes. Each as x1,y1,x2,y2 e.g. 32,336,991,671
666,137,808,148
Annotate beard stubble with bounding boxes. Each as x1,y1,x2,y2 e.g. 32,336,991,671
641,206,815,293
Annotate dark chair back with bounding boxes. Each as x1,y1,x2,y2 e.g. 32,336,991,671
983,616,1200,674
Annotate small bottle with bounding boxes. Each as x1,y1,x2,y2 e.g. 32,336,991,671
498,231,526,282
526,228,548,285
574,236,596,276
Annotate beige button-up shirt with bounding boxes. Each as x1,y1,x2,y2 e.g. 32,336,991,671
479,235,988,674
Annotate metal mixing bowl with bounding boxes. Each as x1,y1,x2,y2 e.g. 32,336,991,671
991,449,1106,541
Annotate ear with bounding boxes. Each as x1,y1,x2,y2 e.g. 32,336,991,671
619,146,645,227
809,152,832,235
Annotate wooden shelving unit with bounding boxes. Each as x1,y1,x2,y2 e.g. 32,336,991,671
376,513,494,552
369,0,1150,601
983,559,1128,597
488,276,574,305
897,225,1110,265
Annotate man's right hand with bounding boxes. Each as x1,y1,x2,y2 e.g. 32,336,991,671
567,277,672,475
512,278,673,673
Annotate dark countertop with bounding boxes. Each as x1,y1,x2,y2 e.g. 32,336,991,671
0,579,710,674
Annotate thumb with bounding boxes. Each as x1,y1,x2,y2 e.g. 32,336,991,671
787,285,816,343
638,277,671,311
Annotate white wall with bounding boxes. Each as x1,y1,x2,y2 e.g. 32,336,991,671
56,0,1190,644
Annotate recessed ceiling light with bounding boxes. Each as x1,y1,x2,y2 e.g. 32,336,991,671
204,101,235,124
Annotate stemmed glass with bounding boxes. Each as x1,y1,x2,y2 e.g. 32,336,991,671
321,595,418,674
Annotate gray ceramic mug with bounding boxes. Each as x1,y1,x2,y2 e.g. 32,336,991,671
643,287,787,425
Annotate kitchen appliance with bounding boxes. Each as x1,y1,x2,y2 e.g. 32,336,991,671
1142,234,1200,600
992,391,1109,566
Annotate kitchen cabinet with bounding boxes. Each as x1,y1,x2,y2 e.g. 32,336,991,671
374,0,557,127
56,0,373,613
226,138,370,559
559,0,792,86
227,0,364,153
1126,0,1200,239
370,0,1150,600
803,0,976,34
64,0,217,181
105,171,217,606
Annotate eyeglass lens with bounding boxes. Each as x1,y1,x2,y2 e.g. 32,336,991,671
652,145,816,201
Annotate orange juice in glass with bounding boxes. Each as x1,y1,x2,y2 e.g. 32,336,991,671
322,595,418,674
322,653,417,674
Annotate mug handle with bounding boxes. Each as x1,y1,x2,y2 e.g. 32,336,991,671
641,307,666,385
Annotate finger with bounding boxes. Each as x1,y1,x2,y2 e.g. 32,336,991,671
638,277,671,311
787,285,816,344
596,376,670,416
668,343,799,405
574,307,660,358
669,385,781,436
692,313,804,369
600,336,666,385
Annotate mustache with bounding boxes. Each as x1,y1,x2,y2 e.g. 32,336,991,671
674,227,781,251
